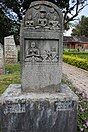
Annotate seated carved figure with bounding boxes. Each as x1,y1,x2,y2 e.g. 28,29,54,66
26,42,43,62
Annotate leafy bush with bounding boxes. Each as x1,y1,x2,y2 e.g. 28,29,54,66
63,55,88,71
63,52,88,55
63,52,88,60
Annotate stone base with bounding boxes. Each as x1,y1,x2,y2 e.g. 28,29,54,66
0,84,78,132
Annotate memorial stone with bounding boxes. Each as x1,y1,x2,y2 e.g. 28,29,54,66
0,1,78,132
0,43,4,74
20,1,63,92
4,35,17,64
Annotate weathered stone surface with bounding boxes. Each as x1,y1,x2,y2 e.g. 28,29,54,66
0,43,4,74
4,35,18,64
0,1,78,132
0,84,78,132
20,1,63,92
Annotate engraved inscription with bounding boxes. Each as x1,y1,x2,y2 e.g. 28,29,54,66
54,101,75,111
4,104,26,114
5,45,17,57
4,36,17,64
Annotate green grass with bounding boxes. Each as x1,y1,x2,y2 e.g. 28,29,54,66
5,63,20,74
0,63,20,95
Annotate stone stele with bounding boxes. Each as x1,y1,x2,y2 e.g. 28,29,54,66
4,35,18,64
20,0,63,92
0,43,4,74
0,1,78,132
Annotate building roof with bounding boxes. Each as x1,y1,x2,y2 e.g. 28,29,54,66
75,36,88,43
63,36,88,43
63,36,77,42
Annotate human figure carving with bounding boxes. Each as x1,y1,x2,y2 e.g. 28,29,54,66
26,42,43,62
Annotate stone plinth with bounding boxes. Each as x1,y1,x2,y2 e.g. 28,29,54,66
0,84,78,132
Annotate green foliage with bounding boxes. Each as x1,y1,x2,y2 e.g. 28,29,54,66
72,16,88,37
5,63,20,74
63,54,88,71
63,52,88,60
18,50,20,61
0,10,19,44
63,51,88,55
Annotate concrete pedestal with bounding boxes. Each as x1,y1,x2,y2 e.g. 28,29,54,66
0,84,78,132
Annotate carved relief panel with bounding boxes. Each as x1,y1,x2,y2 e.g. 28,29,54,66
24,3,61,30
24,39,59,63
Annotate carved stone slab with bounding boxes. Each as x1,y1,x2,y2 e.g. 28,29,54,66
20,1,63,92
4,35,17,64
0,43,4,74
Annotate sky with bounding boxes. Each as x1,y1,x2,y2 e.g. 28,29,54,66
65,5,88,36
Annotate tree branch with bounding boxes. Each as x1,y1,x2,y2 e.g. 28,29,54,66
64,1,88,27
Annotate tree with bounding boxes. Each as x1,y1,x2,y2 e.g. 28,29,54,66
71,16,88,37
0,0,88,27
0,10,19,44
0,0,88,43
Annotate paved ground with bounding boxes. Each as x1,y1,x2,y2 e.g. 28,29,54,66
62,62,88,95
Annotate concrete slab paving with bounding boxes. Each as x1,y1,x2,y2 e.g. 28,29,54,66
62,62,88,95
